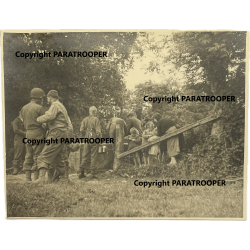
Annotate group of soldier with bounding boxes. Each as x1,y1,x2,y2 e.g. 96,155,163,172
11,88,103,182
11,87,185,183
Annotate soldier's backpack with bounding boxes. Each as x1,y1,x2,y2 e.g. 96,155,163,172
85,116,97,138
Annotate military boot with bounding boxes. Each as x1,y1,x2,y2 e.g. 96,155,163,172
25,170,32,181
64,167,69,179
47,169,54,183
32,168,47,183
12,167,19,175
52,168,64,182
78,171,86,179
64,164,69,180
33,170,39,181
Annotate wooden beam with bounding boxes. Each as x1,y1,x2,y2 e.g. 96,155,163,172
113,120,125,170
118,114,220,159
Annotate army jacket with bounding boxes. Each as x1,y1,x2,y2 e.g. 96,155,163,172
11,116,26,143
37,100,73,132
80,115,102,138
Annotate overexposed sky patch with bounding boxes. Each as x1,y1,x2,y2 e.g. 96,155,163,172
123,31,186,90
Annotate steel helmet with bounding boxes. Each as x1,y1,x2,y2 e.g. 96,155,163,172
30,88,45,99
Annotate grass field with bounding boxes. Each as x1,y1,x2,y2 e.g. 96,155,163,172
6,168,244,218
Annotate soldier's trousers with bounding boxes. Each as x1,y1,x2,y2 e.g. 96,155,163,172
23,129,45,171
37,129,67,174
12,141,25,168
80,143,99,174
50,145,70,174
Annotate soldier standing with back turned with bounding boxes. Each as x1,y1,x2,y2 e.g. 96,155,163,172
79,106,102,179
21,88,46,181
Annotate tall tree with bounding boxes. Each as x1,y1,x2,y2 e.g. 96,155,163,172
168,31,247,137
3,32,137,167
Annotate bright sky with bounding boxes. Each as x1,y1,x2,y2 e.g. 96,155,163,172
123,31,186,90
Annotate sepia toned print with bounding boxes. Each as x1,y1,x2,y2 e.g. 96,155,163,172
1,30,248,219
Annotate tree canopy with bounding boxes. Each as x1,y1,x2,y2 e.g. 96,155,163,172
4,31,247,178
3,32,137,159
127,31,247,178
4,32,137,128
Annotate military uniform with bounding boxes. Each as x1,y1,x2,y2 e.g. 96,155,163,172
107,117,127,150
37,100,72,175
127,116,142,135
107,117,127,138
80,114,102,175
11,116,26,172
50,117,79,180
21,100,45,171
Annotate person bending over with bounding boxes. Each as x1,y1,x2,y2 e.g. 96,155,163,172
153,113,184,165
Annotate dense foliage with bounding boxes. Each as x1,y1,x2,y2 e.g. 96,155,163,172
129,31,246,178
4,31,246,178
4,32,137,166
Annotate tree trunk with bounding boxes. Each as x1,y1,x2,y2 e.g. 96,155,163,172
210,81,225,138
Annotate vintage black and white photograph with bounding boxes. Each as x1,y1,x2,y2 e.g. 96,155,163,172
2,30,248,219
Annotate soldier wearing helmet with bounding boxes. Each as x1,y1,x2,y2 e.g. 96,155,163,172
34,90,73,183
21,88,46,181
79,106,102,179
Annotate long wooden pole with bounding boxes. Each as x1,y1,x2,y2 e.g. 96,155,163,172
118,115,220,159
113,120,124,170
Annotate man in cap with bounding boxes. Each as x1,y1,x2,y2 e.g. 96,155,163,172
79,106,102,179
34,90,73,183
11,111,26,175
49,96,79,181
126,112,142,136
21,88,46,181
